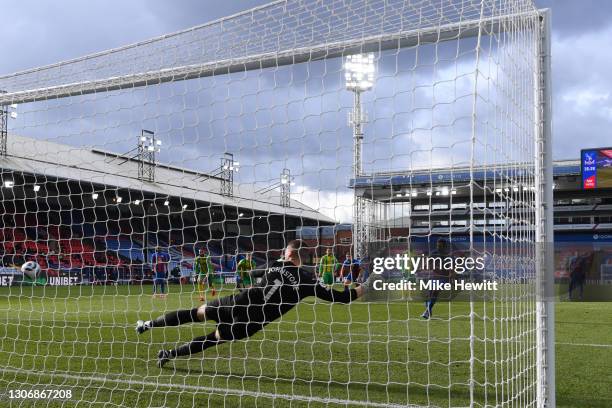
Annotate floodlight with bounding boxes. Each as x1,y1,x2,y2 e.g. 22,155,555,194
133,200,141,205
239,212,244,217
344,53,375,91
182,204,188,209
33,185,41,192
139,131,162,155
164,200,169,206
9,104,17,119
4,181,14,188
116,196,123,203
92,193,99,199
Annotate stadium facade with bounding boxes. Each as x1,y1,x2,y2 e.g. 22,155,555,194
299,159,612,282
3,135,611,285
0,135,333,285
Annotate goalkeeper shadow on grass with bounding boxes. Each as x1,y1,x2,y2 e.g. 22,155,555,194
135,240,366,368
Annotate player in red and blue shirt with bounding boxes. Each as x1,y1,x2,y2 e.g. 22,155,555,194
151,247,170,297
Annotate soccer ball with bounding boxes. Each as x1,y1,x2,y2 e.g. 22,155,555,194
21,261,41,281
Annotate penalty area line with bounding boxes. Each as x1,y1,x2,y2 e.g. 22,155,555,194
0,367,418,408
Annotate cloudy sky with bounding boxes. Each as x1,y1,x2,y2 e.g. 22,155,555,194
0,0,610,222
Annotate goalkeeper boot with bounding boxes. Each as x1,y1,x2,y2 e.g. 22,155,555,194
157,349,173,368
135,320,151,335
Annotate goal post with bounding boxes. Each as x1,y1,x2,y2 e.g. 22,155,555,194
534,8,555,408
0,1,554,407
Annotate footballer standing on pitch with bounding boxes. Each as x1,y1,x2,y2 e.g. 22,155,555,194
136,240,370,367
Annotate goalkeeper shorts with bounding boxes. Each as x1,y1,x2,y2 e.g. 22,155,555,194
205,295,264,341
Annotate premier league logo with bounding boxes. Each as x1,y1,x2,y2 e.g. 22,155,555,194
584,153,595,166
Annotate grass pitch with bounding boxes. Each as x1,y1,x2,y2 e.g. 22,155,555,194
0,284,610,407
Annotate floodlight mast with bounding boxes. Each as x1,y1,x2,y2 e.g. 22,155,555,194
345,53,374,260
138,129,161,182
280,168,294,207
0,90,18,157
254,167,295,207
192,152,240,197
220,152,236,197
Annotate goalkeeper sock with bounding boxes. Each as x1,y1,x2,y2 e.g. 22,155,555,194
150,308,200,328
171,331,222,357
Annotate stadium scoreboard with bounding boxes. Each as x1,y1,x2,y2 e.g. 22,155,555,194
581,147,612,189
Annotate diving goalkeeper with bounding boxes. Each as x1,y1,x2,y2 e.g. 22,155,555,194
136,240,368,368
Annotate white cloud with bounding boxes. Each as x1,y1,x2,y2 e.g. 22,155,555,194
292,186,354,223
552,24,612,155
561,89,610,116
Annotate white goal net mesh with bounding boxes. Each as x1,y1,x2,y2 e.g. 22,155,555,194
0,0,547,406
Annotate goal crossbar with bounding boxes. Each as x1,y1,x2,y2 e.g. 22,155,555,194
0,11,540,106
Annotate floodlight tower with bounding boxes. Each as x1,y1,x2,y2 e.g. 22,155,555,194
345,53,374,260
254,167,295,207
138,129,161,182
193,152,240,197
0,90,18,157
220,152,239,197
280,168,295,207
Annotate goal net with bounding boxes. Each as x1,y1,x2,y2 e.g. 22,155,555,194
0,0,552,406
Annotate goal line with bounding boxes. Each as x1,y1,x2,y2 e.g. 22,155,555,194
0,367,415,408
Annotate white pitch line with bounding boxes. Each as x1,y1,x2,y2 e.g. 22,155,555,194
0,367,421,408
555,342,612,348
5,316,612,348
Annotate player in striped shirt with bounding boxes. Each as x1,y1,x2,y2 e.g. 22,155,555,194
318,248,337,286
236,252,256,289
194,248,216,302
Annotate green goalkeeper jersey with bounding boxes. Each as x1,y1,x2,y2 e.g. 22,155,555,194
319,254,337,275
194,255,213,276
